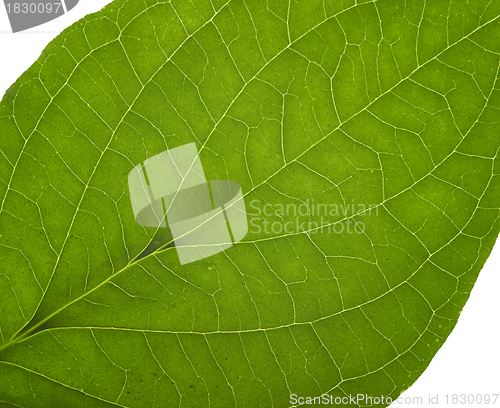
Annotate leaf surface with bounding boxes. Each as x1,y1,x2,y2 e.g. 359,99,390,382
0,0,500,407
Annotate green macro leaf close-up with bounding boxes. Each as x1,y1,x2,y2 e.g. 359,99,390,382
1,0,500,406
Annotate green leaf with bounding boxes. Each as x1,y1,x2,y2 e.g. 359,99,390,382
1,0,499,407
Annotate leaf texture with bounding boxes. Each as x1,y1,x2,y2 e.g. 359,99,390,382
0,0,500,407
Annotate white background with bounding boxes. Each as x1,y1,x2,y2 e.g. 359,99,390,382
0,1,499,407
